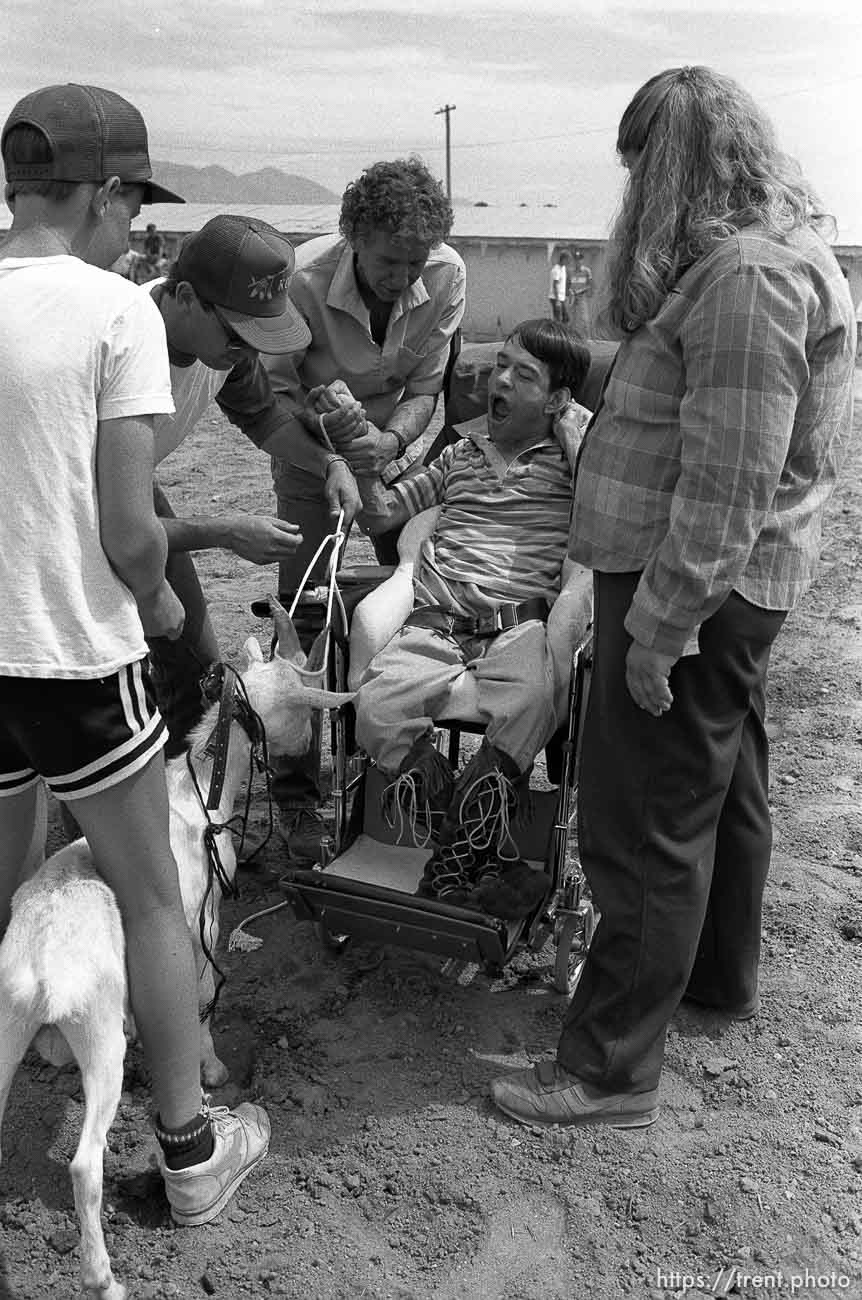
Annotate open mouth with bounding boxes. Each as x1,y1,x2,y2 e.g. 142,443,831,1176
489,395,511,423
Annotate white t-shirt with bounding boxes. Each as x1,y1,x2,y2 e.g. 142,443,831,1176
549,262,567,302
0,255,174,678
147,280,230,465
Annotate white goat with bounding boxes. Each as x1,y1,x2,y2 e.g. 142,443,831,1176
0,603,351,1300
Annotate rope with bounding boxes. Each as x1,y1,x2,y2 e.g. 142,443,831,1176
229,523,347,956
286,509,346,623
228,899,291,953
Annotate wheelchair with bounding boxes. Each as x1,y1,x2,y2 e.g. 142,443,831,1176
254,562,596,996
247,331,616,993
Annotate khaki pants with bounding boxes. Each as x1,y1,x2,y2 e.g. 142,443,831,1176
355,619,556,776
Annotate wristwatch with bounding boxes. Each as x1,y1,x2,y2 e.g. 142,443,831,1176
387,429,409,458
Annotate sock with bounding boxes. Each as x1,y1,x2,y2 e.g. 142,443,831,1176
156,1111,215,1171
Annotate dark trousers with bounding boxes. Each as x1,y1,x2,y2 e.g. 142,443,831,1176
557,571,786,1093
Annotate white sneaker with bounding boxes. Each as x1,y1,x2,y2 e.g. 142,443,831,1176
162,1102,271,1226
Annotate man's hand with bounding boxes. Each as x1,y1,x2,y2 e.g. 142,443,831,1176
325,460,361,529
308,380,354,412
625,641,677,716
224,515,303,564
138,580,185,641
340,425,399,476
305,382,367,447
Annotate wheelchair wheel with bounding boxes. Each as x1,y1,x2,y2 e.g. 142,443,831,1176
552,904,597,996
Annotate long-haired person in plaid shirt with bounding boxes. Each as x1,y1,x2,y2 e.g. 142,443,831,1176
491,66,856,1130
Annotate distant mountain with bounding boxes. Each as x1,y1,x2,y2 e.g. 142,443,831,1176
151,161,340,204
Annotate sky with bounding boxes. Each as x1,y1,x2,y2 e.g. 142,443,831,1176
3,0,862,241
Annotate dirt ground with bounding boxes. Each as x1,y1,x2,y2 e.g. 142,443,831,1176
2,373,861,1300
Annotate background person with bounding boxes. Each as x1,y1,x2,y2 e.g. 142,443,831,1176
264,156,466,862
0,82,269,1223
141,219,166,278
548,249,570,323
566,249,593,335
491,66,856,1130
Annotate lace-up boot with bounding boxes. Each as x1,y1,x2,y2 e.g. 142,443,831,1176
381,734,455,848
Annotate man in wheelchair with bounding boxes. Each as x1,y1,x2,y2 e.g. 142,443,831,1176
350,318,592,919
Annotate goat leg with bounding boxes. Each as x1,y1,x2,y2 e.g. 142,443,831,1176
63,1013,128,1300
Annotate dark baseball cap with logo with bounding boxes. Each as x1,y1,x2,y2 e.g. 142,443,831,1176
175,215,312,354
2,83,184,204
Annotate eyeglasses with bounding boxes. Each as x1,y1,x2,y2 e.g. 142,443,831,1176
208,303,250,352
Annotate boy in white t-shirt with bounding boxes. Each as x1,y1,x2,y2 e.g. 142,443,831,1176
0,83,268,1227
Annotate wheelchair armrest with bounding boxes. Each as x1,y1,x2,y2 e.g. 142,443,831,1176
338,565,397,586
547,563,593,715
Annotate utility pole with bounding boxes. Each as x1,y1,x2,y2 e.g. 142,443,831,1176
435,103,456,200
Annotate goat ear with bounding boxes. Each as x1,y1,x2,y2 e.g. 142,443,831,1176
282,686,356,708
243,636,264,665
304,628,328,673
268,594,306,666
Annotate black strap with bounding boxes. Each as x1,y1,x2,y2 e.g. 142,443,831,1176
203,665,238,810
405,598,549,637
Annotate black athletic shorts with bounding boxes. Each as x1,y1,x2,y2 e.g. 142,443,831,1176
0,658,167,802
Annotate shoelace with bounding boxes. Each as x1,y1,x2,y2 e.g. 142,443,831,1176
427,824,477,895
201,1098,235,1133
458,769,521,864
382,771,434,849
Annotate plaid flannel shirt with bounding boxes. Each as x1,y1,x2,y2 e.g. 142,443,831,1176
570,224,856,657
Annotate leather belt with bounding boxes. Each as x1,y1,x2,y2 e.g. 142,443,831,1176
405,597,550,637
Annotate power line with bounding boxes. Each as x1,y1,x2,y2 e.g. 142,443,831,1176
156,72,862,163
435,103,456,197
158,120,614,161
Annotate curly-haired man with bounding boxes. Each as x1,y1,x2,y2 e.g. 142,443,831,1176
264,156,466,862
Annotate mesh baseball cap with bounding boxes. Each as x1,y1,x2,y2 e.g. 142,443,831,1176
175,216,311,354
2,83,184,204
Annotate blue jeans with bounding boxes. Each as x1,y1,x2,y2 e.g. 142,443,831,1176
557,571,786,1092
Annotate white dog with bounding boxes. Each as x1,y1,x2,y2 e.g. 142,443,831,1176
0,601,351,1300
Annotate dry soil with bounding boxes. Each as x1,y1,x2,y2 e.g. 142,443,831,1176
1,376,861,1300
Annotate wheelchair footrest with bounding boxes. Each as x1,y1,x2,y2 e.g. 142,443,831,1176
282,865,515,967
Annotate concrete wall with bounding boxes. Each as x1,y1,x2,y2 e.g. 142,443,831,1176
447,236,611,341
448,239,862,344
130,225,862,344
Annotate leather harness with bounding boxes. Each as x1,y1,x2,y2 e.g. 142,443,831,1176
404,596,550,638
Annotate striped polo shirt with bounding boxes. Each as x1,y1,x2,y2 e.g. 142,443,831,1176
391,416,574,617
